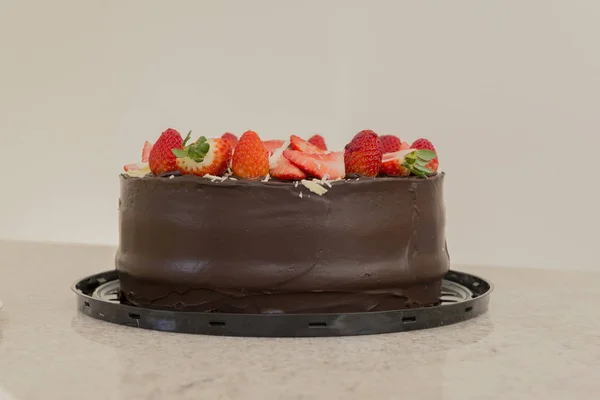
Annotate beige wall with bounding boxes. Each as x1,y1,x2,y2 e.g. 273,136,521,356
1,0,598,269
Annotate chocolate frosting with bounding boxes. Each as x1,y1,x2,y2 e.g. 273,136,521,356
115,173,450,313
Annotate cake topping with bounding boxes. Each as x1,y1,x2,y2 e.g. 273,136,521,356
263,140,286,156
379,135,402,153
126,129,441,182
307,134,327,151
411,138,439,173
221,132,238,150
270,154,307,181
283,150,345,180
290,135,328,154
231,130,270,180
344,130,384,177
173,135,232,177
141,141,153,163
149,128,188,175
301,179,328,196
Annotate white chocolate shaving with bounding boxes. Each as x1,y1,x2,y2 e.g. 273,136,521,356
262,174,271,182
301,179,328,196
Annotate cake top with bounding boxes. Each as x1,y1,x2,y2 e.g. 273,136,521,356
123,130,440,190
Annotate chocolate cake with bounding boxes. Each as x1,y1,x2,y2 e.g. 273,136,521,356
116,129,450,313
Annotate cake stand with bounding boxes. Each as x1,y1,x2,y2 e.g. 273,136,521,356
72,269,492,337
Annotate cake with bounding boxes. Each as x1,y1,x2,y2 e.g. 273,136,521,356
116,129,449,313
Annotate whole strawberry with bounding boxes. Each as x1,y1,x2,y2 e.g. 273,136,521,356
344,130,383,177
379,135,402,153
149,128,187,175
232,130,270,179
221,132,238,150
174,136,232,177
308,134,327,151
411,138,439,172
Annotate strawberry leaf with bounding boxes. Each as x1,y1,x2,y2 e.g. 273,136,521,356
182,130,192,147
172,148,187,158
416,149,436,161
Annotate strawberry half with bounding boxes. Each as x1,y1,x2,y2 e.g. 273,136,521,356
411,138,439,172
379,149,417,177
308,134,327,151
379,135,402,153
149,128,186,175
283,150,345,180
232,130,270,179
221,132,238,150
290,135,327,154
173,136,232,177
270,155,307,181
344,130,383,177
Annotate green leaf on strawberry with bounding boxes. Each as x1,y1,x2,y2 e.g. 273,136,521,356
172,133,211,163
402,149,436,178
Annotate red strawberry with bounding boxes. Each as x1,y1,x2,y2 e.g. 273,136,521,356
232,131,270,179
344,130,383,177
379,135,402,153
141,141,153,163
174,137,232,177
221,132,238,150
379,149,417,177
270,155,307,181
411,138,439,172
308,134,327,151
149,129,186,175
263,140,286,155
283,150,345,180
290,135,327,154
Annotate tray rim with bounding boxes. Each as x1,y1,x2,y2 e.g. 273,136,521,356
71,269,493,337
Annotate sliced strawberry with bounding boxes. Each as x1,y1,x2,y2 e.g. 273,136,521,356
221,132,238,150
379,135,402,153
124,162,145,172
263,140,286,155
283,150,345,179
308,134,327,151
289,135,328,154
232,131,270,179
141,141,153,163
344,130,383,177
270,155,306,181
379,149,417,177
174,137,232,177
399,141,411,150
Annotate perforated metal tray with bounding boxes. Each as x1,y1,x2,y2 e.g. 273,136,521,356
72,270,492,337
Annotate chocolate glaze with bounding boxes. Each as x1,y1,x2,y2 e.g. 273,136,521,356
115,173,450,313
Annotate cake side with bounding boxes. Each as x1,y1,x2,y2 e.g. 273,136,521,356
116,174,450,313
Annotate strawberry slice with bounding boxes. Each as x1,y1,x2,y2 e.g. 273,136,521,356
141,141,153,163
270,155,306,181
308,134,327,151
283,150,345,179
173,136,232,177
290,135,328,154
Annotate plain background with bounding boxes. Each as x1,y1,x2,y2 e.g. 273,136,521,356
1,0,598,270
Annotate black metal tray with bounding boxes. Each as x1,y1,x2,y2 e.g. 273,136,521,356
72,270,492,337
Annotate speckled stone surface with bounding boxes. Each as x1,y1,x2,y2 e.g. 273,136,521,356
0,240,599,400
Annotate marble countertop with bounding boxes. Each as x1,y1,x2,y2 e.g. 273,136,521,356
0,240,599,400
